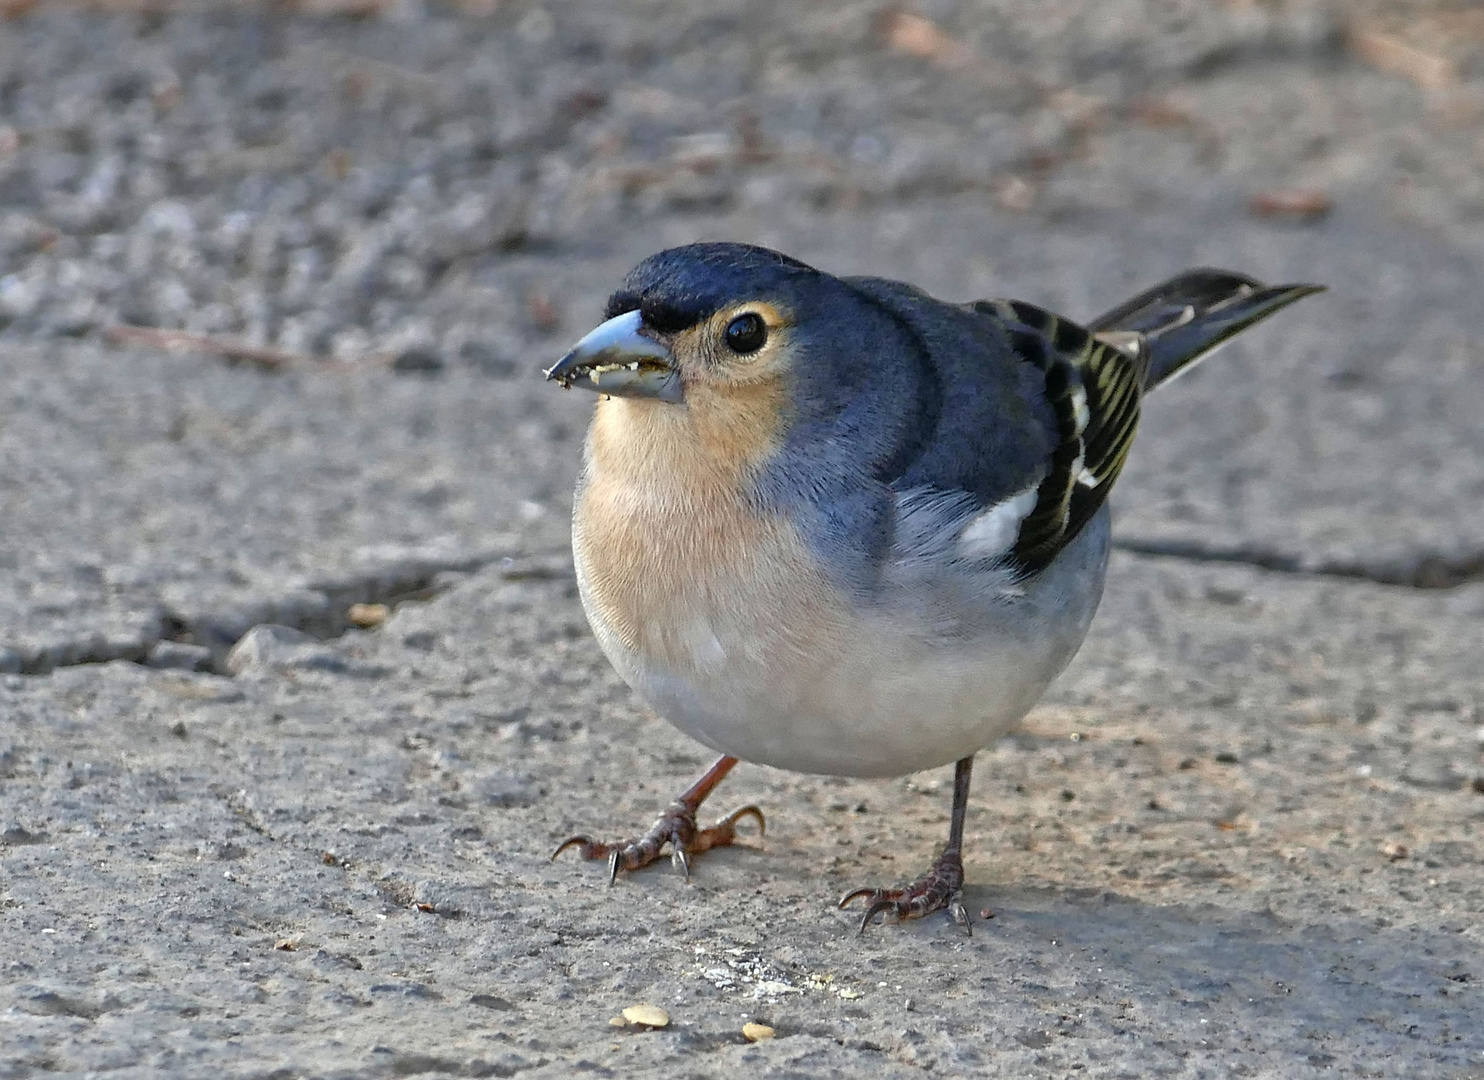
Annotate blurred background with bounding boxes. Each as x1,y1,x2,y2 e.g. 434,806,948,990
2,0,1482,365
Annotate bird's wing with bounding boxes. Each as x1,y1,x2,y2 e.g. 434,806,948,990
846,271,1319,582
841,276,1146,581
969,299,1147,577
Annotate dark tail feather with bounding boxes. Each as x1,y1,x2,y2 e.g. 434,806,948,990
1087,268,1324,391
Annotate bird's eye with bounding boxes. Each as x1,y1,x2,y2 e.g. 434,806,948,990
724,312,767,355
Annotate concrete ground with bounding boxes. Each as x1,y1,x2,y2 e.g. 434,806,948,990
2,2,1482,1077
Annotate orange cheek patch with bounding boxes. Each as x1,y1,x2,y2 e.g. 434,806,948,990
682,377,789,477
587,374,789,485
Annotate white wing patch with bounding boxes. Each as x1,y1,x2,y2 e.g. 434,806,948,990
1070,384,1090,432
958,485,1040,560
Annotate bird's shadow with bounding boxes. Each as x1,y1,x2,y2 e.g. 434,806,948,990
946,882,1482,1066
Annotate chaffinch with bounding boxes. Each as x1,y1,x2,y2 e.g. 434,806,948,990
546,243,1321,931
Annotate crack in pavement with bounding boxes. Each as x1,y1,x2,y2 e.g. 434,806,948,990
2,551,573,678
1113,538,1484,589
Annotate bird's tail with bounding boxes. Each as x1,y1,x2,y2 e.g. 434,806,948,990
1086,269,1324,391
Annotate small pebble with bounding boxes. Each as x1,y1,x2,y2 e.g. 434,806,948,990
348,603,390,628
1249,187,1332,222
742,1022,775,1042
146,640,213,671
621,1004,670,1028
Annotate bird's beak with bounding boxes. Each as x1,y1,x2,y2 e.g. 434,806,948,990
543,310,682,402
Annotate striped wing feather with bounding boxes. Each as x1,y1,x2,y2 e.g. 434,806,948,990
971,299,1148,577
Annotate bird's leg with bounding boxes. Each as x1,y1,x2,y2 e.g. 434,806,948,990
551,754,764,883
840,755,974,935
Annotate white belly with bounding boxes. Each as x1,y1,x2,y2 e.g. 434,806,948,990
575,508,1110,779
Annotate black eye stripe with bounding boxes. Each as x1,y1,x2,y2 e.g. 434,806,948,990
724,312,768,354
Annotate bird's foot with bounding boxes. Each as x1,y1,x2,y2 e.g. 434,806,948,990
839,846,970,935
552,801,764,884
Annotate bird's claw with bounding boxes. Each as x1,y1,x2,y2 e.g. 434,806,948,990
839,847,970,936
549,835,600,860
552,801,765,883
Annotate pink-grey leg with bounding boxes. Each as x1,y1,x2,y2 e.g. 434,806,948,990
840,755,974,934
552,755,764,882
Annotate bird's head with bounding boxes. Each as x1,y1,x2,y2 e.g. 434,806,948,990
544,242,833,406
545,242,932,484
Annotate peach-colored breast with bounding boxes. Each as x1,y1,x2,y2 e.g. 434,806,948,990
574,387,849,679
570,388,1107,777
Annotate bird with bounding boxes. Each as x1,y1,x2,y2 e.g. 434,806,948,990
544,242,1322,932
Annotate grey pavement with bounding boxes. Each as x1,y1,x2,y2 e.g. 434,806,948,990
2,3,1483,1078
